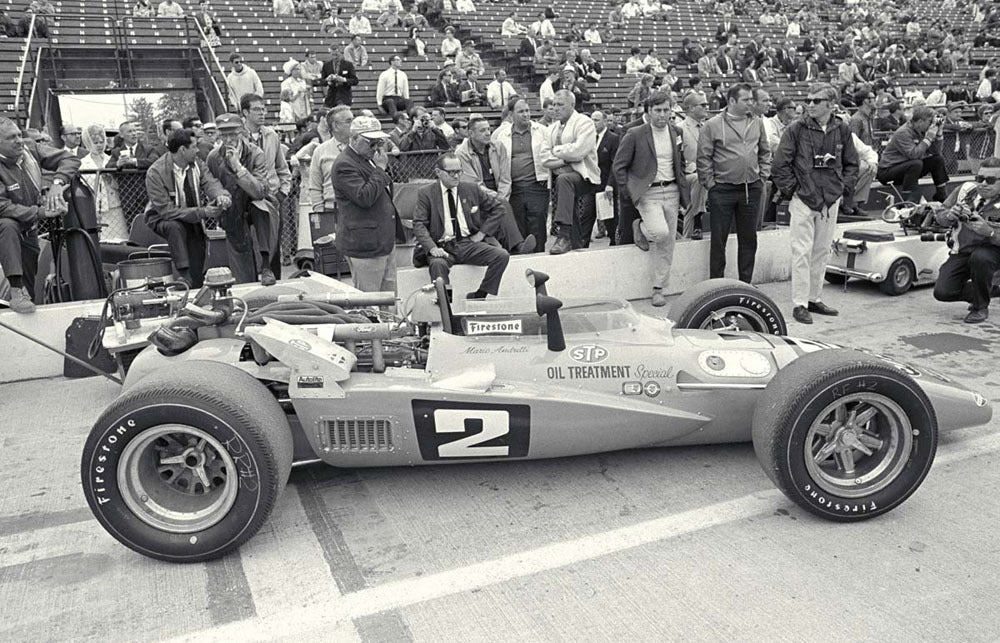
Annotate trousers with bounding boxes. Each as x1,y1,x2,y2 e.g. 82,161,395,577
0,218,40,298
223,204,273,284
681,172,707,237
428,236,510,296
876,155,949,202
708,181,761,282
348,252,397,295
150,218,208,287
636,184,680,290
788,194,840,307
552,169,589,240
934,244,1000,311
510,180,550,251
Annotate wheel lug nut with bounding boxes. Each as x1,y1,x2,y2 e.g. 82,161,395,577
140,494,149,503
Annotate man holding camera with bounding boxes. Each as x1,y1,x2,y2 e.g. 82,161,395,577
0,116,79,313
932,158,1000,323
877,105,950,204
145,129,231,288
771,83,859,324
399,109,451,152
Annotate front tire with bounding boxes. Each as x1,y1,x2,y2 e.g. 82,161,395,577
669,278,787,335
752,349,937,521
879,258,915,296
81,361,293,562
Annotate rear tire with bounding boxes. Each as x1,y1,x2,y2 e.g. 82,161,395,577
81,361,293,562
751,349,937,521
669,278,787,335
879,258,915,296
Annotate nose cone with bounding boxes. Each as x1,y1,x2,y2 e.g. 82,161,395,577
923,379,993,432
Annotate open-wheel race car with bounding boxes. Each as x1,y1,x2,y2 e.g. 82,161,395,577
825,201,953,295
81,270,992,562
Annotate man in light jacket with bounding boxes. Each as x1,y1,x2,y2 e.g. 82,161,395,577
226,53,263,111
544,90,600,254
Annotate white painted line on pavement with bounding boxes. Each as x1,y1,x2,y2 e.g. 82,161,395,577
167,429,1000,643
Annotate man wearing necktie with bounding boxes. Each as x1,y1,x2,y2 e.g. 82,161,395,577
412,153,510,300
376,56,411,117
145,129,231,287
486,69,517,109
0,116,80,313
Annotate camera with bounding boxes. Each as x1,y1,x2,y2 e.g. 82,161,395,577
812,153,837,169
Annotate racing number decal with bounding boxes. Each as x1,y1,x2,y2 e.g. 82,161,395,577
413,400,530,460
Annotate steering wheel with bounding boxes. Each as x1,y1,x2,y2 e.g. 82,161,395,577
881,201,919,224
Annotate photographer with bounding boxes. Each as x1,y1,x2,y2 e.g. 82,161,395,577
771,83,859,325
932,158,1000,323
399,108,451,152
0,116,79,313
877,105,950,204
145,129,231,288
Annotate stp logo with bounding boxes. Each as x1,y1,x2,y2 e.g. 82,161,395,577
569,344,609,363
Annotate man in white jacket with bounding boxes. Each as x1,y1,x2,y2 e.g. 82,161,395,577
226,53,263,111
544,90,600,254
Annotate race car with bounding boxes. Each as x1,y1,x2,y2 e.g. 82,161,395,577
825,201,952,295
81,269,992,562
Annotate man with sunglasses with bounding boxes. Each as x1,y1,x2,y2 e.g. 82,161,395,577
932,159,1000,323
772,83,859,325
412,153,511,300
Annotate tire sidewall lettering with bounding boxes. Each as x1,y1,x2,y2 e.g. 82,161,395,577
695,293,785,335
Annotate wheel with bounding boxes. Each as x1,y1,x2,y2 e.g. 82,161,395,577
81,361,293,562
879,258,915,296
824,273,848,285
669,278,787,335
751,349,937,521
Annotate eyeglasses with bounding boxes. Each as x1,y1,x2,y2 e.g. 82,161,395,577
976,175,1000,185
439,168,462,177
804,98,828,105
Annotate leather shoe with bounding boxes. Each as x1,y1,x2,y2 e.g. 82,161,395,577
965,307,988,324
466,290,488,300
260,268,277,286
793,306,813,324
651,290,667,307
548,235,572,255
7,287,35,314
594,222,607,239
633,219,650,251
691,227,703,241
807,300,839,316
514,234,536,254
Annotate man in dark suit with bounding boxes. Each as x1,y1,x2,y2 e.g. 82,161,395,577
579,110,619,247
109,120,156,226
717,46,737,76
330,115,400,294
321,44,359,107
796,53,819,82
715,16,738,44
412,152,510,300
612,91,690,306
519,33,538,59
428,68,458,107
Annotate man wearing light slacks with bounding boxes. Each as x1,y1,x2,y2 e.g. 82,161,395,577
612,91,690,306
771,83,859,324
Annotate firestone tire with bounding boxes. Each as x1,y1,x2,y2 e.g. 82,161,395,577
751,349,937,521
669,278,787,335
81,361,293,562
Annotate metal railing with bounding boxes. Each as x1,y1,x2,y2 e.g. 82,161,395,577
189,16,231,112
12,13,37,126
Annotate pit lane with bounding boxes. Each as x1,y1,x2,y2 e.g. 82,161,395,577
1,280,998,642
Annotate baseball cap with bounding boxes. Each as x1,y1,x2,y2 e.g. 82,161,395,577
349,115,390,139
202,121,218,132
214,113,243,131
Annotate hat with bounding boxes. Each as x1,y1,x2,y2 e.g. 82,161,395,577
444,26,455,34
202,121,218,131
283,58,301,75
349,115,390,139
464,39,475,46
214,113,243,131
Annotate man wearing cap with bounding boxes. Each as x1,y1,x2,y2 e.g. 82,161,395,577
240,94,292,281
0,116,79,313
544,89,601,254
331,116,399,294
412,152,512,300
145,129,232,288
196,121,218,162
455,40,485,76
226,53,264,112
61,124,86,158
677,91,709,240
322,44,359,108
555,66,590,111
771,83,859,324
376,56,411,118
613,91,690,307
206,113,275,285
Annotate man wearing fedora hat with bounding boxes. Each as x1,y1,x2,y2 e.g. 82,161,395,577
206,113,275,285
331,115,400,294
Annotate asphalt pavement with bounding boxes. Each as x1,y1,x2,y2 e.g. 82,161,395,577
1,278,998,642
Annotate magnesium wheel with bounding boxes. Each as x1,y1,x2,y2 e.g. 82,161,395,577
669,278,787,335
81,361,293,562
879,258,915,296
824,273,848,285
751,349,937,521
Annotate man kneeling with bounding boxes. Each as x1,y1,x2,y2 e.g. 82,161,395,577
145,129,231,287
932,158,1000,324
412,153,510,300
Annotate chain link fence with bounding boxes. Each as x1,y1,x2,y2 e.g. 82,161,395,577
872,127,997,175
39,151,444,265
